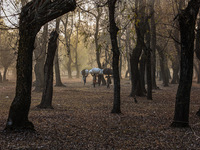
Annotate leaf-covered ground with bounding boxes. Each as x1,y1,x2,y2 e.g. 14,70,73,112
0,77,200,149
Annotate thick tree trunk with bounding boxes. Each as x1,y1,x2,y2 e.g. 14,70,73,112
5,24,39,131
130,45,145,97
5,0,76,131
108,0,121,114
171,0,199,127
130,0,146,97
37,31,58,109
33,23,48,92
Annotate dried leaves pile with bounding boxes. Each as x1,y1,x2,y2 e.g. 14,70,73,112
0,78,200,149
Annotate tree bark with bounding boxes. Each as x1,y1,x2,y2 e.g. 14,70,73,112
139,53,147,93
171,0,199,127
156,45,169,87
125,27,131,79
0,71,2,83
108,0,121,114
5,0,76,131
146,21,152,100
74,11,81,78
196,19,200,60
33,23,48,92
130,0,146,97
37,31,58,109
55,17,65,86
3,66,8,82
150,0,158,89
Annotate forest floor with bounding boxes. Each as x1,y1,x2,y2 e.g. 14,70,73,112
0,77,200,149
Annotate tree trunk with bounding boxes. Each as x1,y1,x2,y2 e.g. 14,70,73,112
171,0,199,127
125,27,131,79
55,18,65,86
198,62,200,83
33,23,48,92
5,0,76,131
196,19,200,60
74,12,80,78
171,59,180,84
150,0,158,89
0,71,2,83
3,66,8,82
108,0,121,114
67,52,72,78
130,0,146,97
95,7,102,69
146,21,152,100
5,24,39,131
139,53,147,93
157,45,169,87
37,31,58,109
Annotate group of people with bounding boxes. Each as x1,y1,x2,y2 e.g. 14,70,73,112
81,68,113,88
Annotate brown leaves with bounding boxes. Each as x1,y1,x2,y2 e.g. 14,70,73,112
0,78,200,149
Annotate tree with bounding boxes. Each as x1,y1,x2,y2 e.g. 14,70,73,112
37,31,58,109
61,14,74,79
171,0,199,127
108,0,121,113
54,17,65,87
130,0,147,97
150,0,158,89
170,1,185,84
74,10,81,78
5,0,76,131
33,23,48,92
156,45,169,87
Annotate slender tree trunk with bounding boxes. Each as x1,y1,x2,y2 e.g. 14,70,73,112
74,11,80,78
95,7,102,69
67,52,72,78
125,27,131,79
157,45,169,87
0,71,2,83
37,31,58,109
140,53,147,93
108,0,121,114
146,21,152,100
3,66,8,81
171,59,180,84
171,0,199,127
55,18,65,86
75,31,80,78
150,0,158,89
5,0,76,131
118,37,122,78
198,62,200,83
